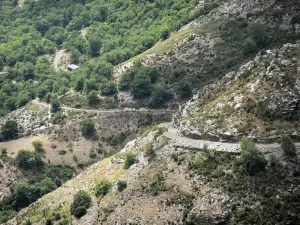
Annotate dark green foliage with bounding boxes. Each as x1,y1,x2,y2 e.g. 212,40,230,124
95,179,112,198
0,120,19,141
118,63,159,94
1,148,7,157
281,135,297,157
240,138,267,176
0,0,199,114
117,180,127,192
150,86,173,108
89,151,97,159
15,150,43,169
70,191,92,218
243,38,257,54
0,207,16,224
131,73,152,99
81,119,96,138
12,178,56,210
44,165,74,181
51,99,61,113
175,81,192,98
160,27,170,40
87,90,100,106
124,152,137,169
73,206,87,218
32,140,44,153
100,81,117,95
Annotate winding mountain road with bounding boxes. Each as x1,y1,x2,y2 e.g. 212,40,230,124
31,100,300,155
163,123,300,155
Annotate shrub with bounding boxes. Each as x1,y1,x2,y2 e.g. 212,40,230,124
70,191,92,218
87,90,100,106
240,138,267,176
32,140,45,153
100,81,117,95
243,38,257,55
1,148,7,157
74,206,87,218
160,27,170,40
281,136,296,157
175,81,192,98
89,151,97,159
117,180,127,192
95,179,112,198
1,120,19,141
15,150,43,169
150,86,173,108
81,119,96,138
51,99,61,113
123,152,137,169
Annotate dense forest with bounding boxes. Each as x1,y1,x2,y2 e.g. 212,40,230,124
0,0,210,116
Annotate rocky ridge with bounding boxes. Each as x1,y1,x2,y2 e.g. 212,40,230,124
176,43,300,142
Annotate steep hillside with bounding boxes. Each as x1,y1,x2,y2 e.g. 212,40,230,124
114,0,300,90
176,43,300,142
6,123,300,224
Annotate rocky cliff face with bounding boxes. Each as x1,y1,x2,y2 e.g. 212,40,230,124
176,43,300,142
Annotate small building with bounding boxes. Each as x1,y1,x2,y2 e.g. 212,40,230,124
67,64,80,71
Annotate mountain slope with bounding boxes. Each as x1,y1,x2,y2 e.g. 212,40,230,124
176,43,300,142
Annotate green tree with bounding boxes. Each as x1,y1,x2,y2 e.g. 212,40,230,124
88,90,100,106
124,152,137,169
32,140,44,153
243,38,257,55
160,27,170,40
94,179,112,198
0,56,4,71
75,76,85,91
240,138,267,176
150,86,173,108
131,73,152,99
1,120,19,141
51,99,61,113
81,119,96,138
117,180,127,192
15,150,43,169
175,81,192,98
100,81,117,95
70,191,92,218
281,136,296,157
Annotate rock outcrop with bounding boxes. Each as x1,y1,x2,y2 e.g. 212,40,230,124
176,43,300,142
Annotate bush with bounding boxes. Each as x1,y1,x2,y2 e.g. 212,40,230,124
243,38,257,55
100,81,117,95
51,99,61,113
124,152,137,169
1,120,19,141
240,138,267,176
150,86,173,108
1,148,7,157
70,191,92,218
117,180,127,192
32,140,45,153
95,179,112,198
89,151,97,159
87,90,100,106
74,206,87,218
15,150,43,169
281,136,296,157
81,119,96,138
175,81,192,98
